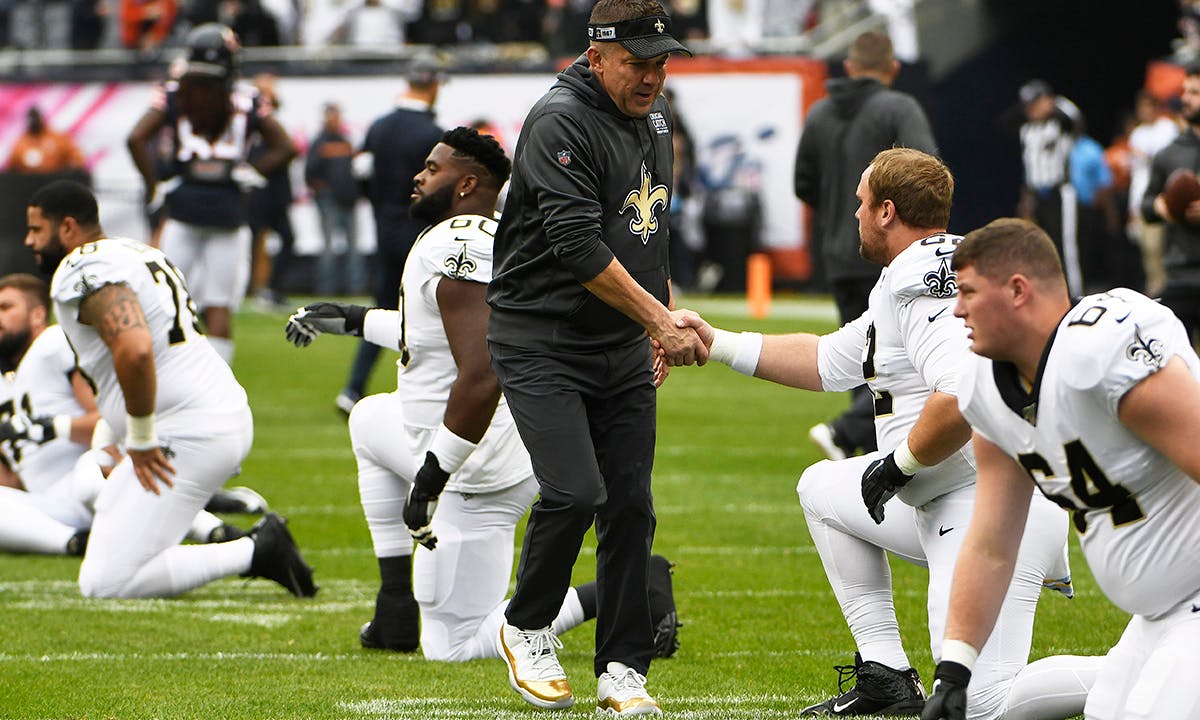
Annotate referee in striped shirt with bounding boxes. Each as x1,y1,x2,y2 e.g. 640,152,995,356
1017,79,1087,295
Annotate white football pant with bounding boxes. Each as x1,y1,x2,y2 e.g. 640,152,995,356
78,408,255,598
799,453,1099,720
158,219,251,311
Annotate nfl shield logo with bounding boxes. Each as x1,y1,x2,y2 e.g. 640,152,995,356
557,150,572,166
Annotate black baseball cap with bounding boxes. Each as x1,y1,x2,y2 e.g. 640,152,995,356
1019,79,1052,105
407,57,446,86
587,15,692,59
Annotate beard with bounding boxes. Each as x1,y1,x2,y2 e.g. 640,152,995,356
409,184,456,224
858,225,887,265
35,234,67,276
0,326,30,367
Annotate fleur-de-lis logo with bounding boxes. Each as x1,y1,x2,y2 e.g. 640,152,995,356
654,19,665,33
923,258,958,298
621,163,669,244
444,246,477,279
1125,325,1165,368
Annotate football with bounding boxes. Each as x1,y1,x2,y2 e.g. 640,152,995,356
1163,168,1200,224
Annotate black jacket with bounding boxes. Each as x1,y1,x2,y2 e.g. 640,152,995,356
794,77,937,282
488,55,674,352
361,102,442,252
1142,126,1200,286
305,128,359,205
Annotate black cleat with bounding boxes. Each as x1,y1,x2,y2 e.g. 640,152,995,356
207,523,247,543
359,589,420,652
649,554,682,658
65,529,89,557
242,513,318,597
205,486,268,514
800,653,926,716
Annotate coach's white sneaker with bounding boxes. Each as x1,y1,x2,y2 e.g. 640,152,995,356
597,662,661,716
499,623,573,709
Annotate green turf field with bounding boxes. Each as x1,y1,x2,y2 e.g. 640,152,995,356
0,295,1127,719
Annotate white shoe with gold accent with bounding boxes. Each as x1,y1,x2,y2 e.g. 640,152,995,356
597,662,662,716
499,623,573,709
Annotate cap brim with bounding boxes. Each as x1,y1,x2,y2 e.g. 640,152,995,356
620,35,692,59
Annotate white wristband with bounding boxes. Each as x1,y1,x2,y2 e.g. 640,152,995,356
91,417,117,450
125,413,158,451
941,639,979,672
363,308,402,351
709,329,763,376
894,438,928,476
428,423,477,474
53,415,73,442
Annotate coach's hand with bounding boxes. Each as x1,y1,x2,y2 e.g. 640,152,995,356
403,452,452,550
921,661,970,720
861,452,913,524
285,302,368,347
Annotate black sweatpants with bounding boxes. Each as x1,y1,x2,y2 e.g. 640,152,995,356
490,339,658,678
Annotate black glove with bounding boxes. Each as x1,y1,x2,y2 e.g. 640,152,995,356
921,661,971,720
403,452,451,550
285,302,369,347
0,414,57,445
861,451,914,524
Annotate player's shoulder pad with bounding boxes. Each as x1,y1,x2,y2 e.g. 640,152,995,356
887,233,964,303
50,238,143,303
1058,289,1178,391
417,214,497,283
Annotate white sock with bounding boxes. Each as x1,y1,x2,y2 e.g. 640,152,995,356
805,514,911,671
186,510,223,542
1002,654,1100,720
551,587,586,635
115,537,255,598
209,336,234,365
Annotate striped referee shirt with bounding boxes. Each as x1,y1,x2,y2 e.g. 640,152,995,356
1020,102,1079,192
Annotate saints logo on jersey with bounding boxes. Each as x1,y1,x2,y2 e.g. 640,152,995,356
1125,325,1165,369
923,258,957,298
621,162,669,244
443,246,478,280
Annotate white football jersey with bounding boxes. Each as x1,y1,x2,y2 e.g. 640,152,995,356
959,289,1200,618
0,326,88,493
393,213,530,495
818,233,976,506
49,238,249,438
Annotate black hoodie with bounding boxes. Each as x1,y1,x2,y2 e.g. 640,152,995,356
793,76,937,283
487,55,675,352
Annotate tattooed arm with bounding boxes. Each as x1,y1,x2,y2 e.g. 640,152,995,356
78,283,175,493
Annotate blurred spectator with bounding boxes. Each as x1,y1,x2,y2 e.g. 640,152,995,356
325,0,420,47
669,0,707,39
225,0,281,46
793,30,936,460
707,0,807,57
1067,119,1122,292
305,101,363,295
542,0,591,58
471,0,544,44
118,0,177,50
247,75,297,309
1128,90,1180,295
1175,0,1200,63
335,60,443,414
664,86,698,290
6,107,85,174
1142,63,1200,345
407,0,468,44
70,0,109,49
